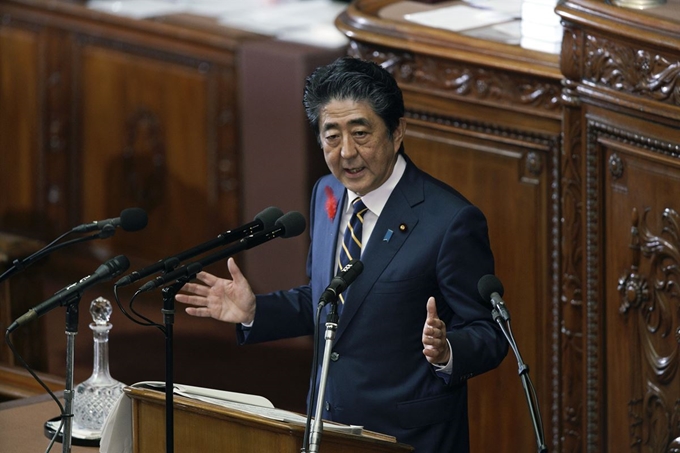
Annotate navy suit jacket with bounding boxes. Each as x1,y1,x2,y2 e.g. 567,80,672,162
239,156,508,452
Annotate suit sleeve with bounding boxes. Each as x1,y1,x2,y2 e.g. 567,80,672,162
436,204,508,386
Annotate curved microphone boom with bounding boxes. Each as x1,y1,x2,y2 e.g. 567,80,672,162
7,255,130,333
138,211,306,292
115,206,283,287
477,274,548,453
72,207,148,233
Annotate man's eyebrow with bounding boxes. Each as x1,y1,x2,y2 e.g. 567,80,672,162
322,117,371,131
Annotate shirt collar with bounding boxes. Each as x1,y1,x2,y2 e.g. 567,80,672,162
344,154,406,216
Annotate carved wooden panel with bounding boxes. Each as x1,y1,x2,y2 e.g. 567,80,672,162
602,127,680,453
557,1,680,451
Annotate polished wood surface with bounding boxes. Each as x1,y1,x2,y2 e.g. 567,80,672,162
0,392,95,452
127,387,414,452
0,364,64,402
557,1,680,452
337,2,562,452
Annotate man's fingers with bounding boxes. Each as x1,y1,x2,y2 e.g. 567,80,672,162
180,282,209,297
227,258,243,282
195,271,218,286
425,296,437,320
185,306,212,317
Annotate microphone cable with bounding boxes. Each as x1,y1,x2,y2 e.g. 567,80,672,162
5,329,65,453
112,285,165,334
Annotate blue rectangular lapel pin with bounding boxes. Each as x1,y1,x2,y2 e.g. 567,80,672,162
383,229,394,242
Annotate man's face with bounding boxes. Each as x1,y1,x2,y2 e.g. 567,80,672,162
319,99,405,196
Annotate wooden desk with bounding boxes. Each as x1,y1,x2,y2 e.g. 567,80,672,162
0,393,96,453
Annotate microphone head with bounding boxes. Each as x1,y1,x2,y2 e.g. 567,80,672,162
339,259,363,287
276,211,307,238
120,208,148,232
254,206,284,230
109,255,131,275
98,254,131,280
477,274,504,301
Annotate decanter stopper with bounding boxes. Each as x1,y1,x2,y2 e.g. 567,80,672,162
73,297,125,433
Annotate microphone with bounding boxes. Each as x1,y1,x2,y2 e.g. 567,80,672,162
7,255,130,333
138,211,306,292
477,274,510,321
115,206,284,287
319,259,364,307
71,208,148,234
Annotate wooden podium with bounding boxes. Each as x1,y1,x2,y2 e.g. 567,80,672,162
126,387,413,452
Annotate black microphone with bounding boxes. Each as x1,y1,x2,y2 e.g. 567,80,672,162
7,255,130,333
319,259,364,307
138,211,306,292
115,206,284,287
71,208,148,233
477,274,510,321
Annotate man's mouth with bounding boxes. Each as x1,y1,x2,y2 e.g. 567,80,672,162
345,167,364,174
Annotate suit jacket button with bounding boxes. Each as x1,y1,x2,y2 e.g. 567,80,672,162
325,402,331,411
330,352,340,361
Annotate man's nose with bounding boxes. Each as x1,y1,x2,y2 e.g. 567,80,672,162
340,135,357,158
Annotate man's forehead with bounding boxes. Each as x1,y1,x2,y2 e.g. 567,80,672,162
319,99,377,129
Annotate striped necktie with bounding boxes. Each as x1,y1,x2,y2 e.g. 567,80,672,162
337,197,368,306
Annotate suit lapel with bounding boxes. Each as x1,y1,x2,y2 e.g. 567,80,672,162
334,160,424,342
318,180,347,286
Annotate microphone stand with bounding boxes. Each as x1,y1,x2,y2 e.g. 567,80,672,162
159,279,188,453
63,296,82,453
308,302,339,453
491,304,547,453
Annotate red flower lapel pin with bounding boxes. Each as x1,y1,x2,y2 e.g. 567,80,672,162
324,186,338,221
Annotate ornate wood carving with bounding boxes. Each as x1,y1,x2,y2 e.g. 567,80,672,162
348,41,561,115
608,153,624,179
584,33,680,106
561,98,585,453
618,207,680,453
560,26,583,82
582,119,680,452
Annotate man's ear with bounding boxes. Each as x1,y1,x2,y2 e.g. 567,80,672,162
393,117,407,152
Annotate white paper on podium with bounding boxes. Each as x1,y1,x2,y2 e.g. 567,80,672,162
99,381,363,453
404,4,515,33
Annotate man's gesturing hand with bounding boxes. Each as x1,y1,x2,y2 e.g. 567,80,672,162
175,257,256,324
422,297,451,365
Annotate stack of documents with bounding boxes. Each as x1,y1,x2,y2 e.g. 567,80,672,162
519,0,563,53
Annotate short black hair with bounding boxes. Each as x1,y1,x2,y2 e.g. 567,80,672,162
303,57,405,138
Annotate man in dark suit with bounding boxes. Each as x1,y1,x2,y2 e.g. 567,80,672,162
176,57,508,452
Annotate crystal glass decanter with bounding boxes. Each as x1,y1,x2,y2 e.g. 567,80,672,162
73,297,125,432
